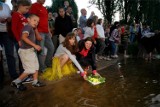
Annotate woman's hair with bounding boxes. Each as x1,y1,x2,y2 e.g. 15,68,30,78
17,0,31,7
84,37,94,43
92,15,98,24
63,32,78,54
97,18,102,25
86,19,94,27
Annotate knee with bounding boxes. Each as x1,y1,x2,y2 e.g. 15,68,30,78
61,54,69,61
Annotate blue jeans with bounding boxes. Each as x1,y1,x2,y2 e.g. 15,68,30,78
37,33,54,71
130,34,135,44
13,39,24,74
0,32,18,79
110,41,116,55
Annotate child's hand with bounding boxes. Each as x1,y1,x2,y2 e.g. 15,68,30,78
36,34,42,41
34,45,41,51
94,72,101,77
18,41,22,47
83,74,87,80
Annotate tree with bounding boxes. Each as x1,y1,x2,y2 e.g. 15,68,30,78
48,0,78,20
89,0,119,24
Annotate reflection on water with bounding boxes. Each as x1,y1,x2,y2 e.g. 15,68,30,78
6,59,160,107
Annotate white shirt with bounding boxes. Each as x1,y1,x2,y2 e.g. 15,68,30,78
96,24,105,38
55,44,84,73
83,27,94,39
0,3,11,32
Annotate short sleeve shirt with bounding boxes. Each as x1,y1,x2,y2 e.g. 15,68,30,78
20,24,35,49
29,2,49,33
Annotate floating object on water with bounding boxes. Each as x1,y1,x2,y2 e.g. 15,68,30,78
87,74,105,85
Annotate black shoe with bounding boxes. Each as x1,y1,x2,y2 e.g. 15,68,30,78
32,81,46,87
11,81,27,91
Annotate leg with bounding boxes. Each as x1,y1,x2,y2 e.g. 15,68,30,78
37,33,46,72
59,54,69,68
14,40,24,74
0,32,18,79
44,33,54,67
0,50,4,88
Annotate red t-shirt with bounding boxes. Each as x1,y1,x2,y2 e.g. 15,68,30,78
11,12,28,41
92,27,98,41
29,2,49,33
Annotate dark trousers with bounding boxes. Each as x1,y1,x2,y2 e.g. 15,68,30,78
13,39,24,74
0,50,4,85
0,32,18,79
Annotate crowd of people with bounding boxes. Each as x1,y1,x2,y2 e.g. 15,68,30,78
1,0,160,91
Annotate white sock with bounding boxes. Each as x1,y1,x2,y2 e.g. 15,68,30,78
13,79,21,84
32,80,38,84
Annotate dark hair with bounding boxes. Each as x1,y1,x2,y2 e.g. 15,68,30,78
58,7,65,11
92,15,98,24
17,0,31,7
86,19,94,27
63,32,78,54
97,18,102,25
84,37,94,44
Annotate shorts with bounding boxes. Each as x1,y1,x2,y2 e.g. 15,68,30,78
18,48,39,74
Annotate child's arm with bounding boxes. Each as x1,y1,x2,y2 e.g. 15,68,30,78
35,28,42,41
21,33,41,51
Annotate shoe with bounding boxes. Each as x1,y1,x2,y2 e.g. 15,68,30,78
11,81,27,91
106,57,111,61
22,77,33,84
155,55,160,59
124,55,129,58
32,81,46,87
115,54,118,58
111,55,117,59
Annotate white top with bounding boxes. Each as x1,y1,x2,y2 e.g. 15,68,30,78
96,24,105,38
109,29,119,42
0,3,11,32
83,27,94,39
141,28,155,38
54,44,84,73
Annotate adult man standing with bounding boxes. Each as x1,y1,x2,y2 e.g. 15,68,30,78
29,0,54,72
0,0,18,80
79,8,87,32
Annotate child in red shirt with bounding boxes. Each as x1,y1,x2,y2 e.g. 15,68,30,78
11,0,31,46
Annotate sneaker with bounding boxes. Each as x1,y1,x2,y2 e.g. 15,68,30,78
111,55,117,59
11,81,27,91
124,55,129,58
22,77,33,84
32,81,46,87
106,57,111,61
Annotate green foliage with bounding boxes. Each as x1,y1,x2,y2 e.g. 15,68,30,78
49,0,78,20
89,0,160,30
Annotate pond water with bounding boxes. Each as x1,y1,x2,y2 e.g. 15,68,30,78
2,59,160,107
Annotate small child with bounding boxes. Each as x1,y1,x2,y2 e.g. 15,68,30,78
11,14,45,91
72,28,80,42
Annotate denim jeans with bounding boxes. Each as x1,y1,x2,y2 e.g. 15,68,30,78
13,39,24,74
96,38,106,55
0,32,18,79
130,34,135,44
110,41,116,55
37,33,54,71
